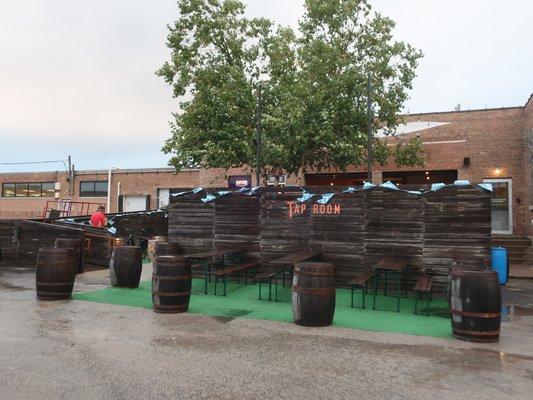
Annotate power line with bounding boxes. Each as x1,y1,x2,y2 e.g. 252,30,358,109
0,159,69,172
0,160,65,165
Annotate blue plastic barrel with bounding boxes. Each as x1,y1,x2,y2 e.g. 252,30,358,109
491,247,508,285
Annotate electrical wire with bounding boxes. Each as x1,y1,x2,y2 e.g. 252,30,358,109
0,159,69,171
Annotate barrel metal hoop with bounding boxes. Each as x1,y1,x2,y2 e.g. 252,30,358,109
451,309,501,318
152,274,191,281
152,291,191,296
294,271,335,277
37,291,70,296
452,327,500,336
292,285,335,296
154,304,188,310
36,282,72,287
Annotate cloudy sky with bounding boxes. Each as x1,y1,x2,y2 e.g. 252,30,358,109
1,0,532,172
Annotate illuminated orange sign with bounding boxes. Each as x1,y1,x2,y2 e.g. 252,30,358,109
286,201,342,218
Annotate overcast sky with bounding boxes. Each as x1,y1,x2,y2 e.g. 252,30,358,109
1,0,532,172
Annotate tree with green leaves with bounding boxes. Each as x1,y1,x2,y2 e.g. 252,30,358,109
157,0,424,179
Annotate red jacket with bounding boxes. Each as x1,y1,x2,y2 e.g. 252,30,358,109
90,211,107,228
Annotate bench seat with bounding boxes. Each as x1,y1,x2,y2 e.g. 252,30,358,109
349,269,375,309
348,269,375,287
213,261,259,296
414,274,433,315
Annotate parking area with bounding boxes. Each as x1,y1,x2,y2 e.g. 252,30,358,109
1,266,533,400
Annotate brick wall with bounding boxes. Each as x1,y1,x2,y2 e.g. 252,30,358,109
524,95,533,236
298,106,530,235
1,100,532,234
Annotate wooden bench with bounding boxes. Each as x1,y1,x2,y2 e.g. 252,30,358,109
255,268,283,301
414,275,433,315
349,269,375,309
213,261,260,296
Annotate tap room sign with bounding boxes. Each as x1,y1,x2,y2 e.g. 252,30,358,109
286,201,342,218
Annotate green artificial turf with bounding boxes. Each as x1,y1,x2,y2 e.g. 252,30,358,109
73,278,452,338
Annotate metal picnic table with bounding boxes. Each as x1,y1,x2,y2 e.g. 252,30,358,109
185,248,248,294
371,258,409,313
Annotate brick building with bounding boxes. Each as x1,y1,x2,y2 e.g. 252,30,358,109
1,95,532,237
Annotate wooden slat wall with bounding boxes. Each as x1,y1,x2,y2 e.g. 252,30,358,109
364,188,425,289
166,185,491,293
309,192,365,284
110,212,168,237
260,191,311,263
0,220,20,268
214,193,261,260
168,192,214,254
422,185,491,293
17,220,84,268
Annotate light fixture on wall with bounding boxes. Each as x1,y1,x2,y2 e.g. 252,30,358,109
495,167,501,175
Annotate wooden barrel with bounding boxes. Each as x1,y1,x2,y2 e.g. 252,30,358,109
109,246,143,288
36,247,77,300
292,262,336,327
154,242,181,257
152,255,192,313
55,238,84,274
449,269,501,342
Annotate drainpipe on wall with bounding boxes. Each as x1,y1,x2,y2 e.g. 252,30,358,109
107,166,122,213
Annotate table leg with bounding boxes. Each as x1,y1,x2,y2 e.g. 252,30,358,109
203,260,209,294
373,271,379,310
396,272,401,313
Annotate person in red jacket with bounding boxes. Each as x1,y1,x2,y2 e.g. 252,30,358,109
90,206,108,228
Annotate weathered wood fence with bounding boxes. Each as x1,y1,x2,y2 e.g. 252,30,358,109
169,185,491,293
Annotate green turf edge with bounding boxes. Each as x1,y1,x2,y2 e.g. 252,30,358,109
72,279,453,339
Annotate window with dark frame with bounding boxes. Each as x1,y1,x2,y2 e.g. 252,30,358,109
1,182,56,197
79,181,108,197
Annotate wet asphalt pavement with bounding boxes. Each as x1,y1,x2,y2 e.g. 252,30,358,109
1,266,533,400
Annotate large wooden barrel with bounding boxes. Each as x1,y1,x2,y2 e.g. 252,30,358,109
292,262,336,327
109,246,143,288
154,242,180,257
449,269,501,342
152,255,192,313
36,247,77,300
55,238,84,274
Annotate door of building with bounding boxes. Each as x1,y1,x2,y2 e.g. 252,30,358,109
123,196,148,212
483,178,513,234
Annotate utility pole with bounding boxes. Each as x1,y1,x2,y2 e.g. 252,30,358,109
67,155,72,196
366,74,373,182
255,84,262,187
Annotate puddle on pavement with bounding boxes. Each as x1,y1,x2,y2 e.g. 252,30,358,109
501,305,533,321
0,281,32,291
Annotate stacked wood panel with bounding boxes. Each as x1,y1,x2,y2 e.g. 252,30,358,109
168,192,214,254
309,192,365,284
214,193,261,260
165,185,491,294
17,221,84,268
260,189,311,262
0,220,20,268
363,188,425,289
422,185,491,293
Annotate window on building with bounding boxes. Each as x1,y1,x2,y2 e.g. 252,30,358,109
2,182,55,197
42,183,55,197
2,183,15,197
80,181,108,197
